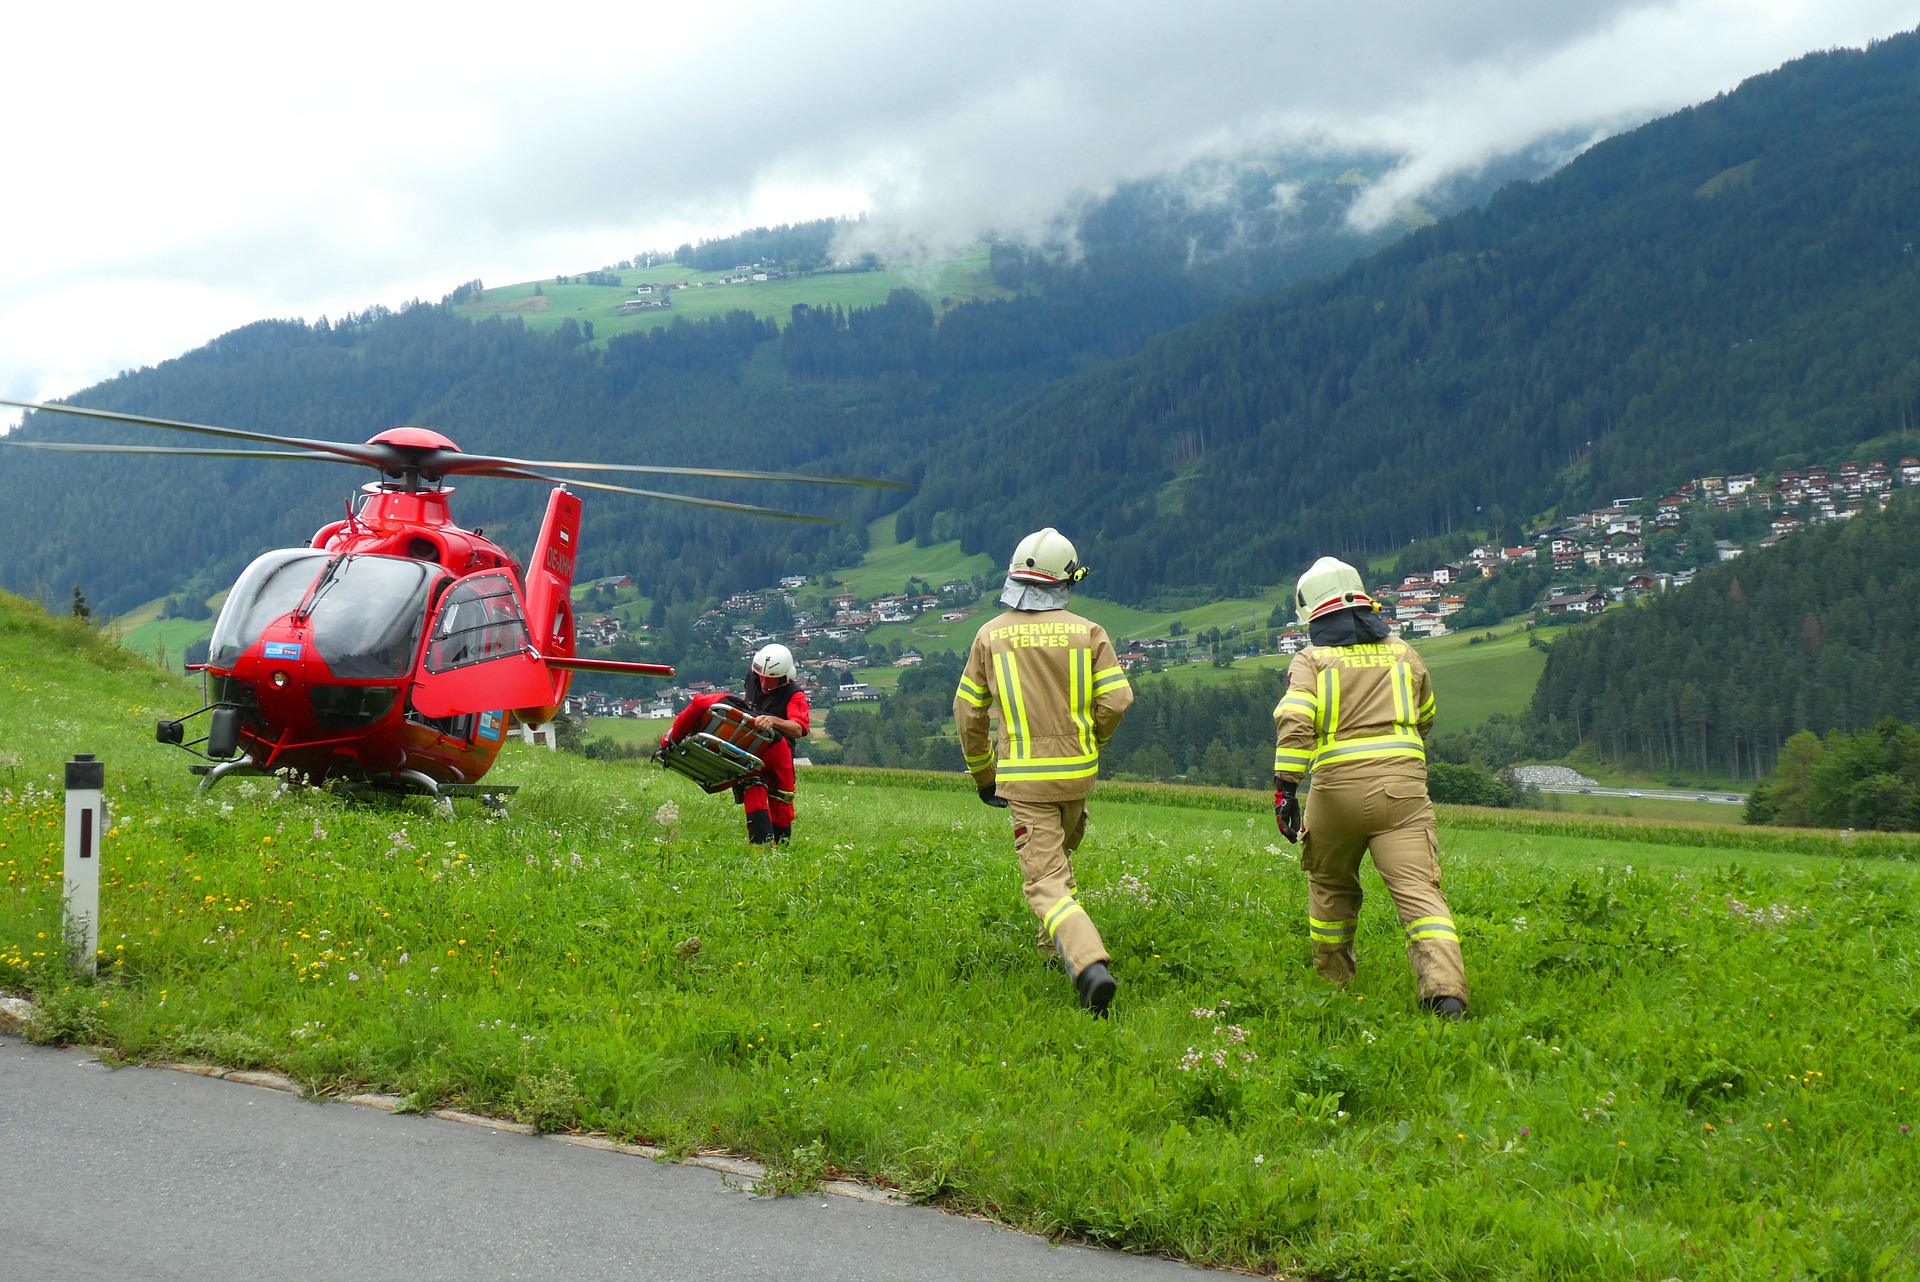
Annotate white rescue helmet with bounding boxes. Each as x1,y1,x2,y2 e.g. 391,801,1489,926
751,642,795,682
1008,527,1088,586
1295,556,1373,625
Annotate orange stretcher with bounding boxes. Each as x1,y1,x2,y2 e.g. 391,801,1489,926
657,700,779,793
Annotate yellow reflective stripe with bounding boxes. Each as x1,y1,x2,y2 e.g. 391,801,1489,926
997,756,1100,780
963,747,994,769
1419,690,1437,719
997,650,1029,758
1276,692,1318,717
1319,666,1340,741
1071,648,1096,756
1406,915,1457,942
1274,747,1312,772
1390,661,1410,727
1310,733,1428,767
956,675,991,708
1044,894,1086,936
1309,917,1357,942
1091,664,1128,693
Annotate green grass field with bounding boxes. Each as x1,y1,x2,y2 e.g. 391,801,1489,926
4,588,1919,1279
455,248,1004,344
1413,624,1553,731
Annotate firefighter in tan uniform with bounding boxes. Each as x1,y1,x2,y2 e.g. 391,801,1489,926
1272,557,1469,1019
954,528,1134,1016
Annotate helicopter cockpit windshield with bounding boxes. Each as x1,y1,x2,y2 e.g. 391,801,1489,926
209,550,443,678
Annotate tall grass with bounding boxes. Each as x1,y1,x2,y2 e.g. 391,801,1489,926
2,591,1917,1279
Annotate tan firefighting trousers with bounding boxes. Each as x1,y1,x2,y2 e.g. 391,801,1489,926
1299,765,1468,1003
1007,798,1109,976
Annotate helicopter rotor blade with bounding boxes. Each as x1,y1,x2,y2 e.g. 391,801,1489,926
470,465,838,522
0,398,395,469
0,441,347,463
0,397,908,500
414,449,909,490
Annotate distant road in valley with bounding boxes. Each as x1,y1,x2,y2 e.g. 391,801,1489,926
1530,784,1747,805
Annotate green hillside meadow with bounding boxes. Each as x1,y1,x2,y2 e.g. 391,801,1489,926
456,248,1004,343
3,588,1917,1279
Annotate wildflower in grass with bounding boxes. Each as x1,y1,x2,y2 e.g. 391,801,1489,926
654,801,680,828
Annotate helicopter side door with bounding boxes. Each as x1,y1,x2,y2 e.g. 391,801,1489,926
411,569,554,719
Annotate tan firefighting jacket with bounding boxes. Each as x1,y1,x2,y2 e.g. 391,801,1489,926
1272,637,1436,784
953,608,1134,801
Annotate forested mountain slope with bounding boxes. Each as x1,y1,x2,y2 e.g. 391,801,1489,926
0,153,1476,616
1530,493,1920,780
6,34,1918,615
901,33,1920,604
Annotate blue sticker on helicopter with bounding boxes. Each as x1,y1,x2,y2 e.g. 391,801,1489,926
263,642,303,660
478,711,502,742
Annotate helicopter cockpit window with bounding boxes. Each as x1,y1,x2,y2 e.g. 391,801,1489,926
426,572,531,674
307,556,443,679
208,549,328,669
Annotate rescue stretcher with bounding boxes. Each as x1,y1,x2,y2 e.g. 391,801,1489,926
656,699,779,793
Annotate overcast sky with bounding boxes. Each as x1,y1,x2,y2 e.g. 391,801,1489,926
3,0,1916,422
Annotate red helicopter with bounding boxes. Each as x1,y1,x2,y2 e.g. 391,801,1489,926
1,398,897,806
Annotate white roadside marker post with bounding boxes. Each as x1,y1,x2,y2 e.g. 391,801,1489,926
63,753,106,976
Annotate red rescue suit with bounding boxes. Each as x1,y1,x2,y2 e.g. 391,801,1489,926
667,685,810,829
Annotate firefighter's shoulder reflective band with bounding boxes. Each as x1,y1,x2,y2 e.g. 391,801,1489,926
956,674,992,708
1309,916,1358,943
1275,691,1318,718
1405,915,1458,943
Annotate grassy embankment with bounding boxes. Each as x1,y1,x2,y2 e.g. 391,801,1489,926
3,589,1917,1280
453,248,1004,345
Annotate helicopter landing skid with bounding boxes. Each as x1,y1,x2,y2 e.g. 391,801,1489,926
334,774,518,814
191,761,516,812
191,756,263,792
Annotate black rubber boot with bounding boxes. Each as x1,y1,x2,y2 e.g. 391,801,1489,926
1074,961,1117,1018
745,810,775,845
772,824,791,844
1427,995,1467,1021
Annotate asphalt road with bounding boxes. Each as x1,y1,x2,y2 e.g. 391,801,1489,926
1531,785,1747,805
1,1041,1200,1282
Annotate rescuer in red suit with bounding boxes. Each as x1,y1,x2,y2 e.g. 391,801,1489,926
663,643,810,844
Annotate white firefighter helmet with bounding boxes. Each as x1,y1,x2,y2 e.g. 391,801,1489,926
1295,556,1373,625
751,642,795,682
1007,527,1088,586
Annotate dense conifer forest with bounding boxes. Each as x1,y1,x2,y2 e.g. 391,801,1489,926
901,35,1920,604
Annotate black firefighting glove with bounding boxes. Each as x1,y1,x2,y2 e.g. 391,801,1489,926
978,783,1009,808
1274,779,1301,844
